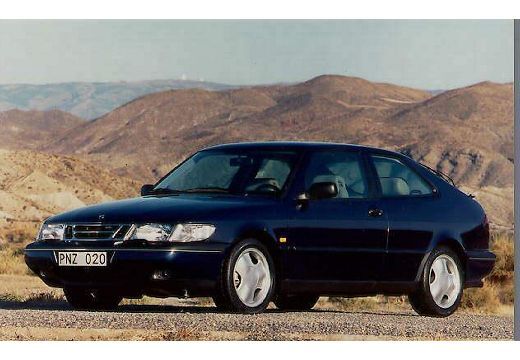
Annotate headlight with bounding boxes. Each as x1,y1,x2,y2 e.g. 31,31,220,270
38,224,65,241
125,224,174,242
125,223,215,243
170,224,216,242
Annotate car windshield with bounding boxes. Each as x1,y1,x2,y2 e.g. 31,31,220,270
153,149,298,196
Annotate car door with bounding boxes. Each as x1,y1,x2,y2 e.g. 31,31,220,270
284,149,389,284
367,153,438,282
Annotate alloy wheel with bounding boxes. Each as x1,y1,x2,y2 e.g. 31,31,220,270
429,254,461,308
233,248,271,307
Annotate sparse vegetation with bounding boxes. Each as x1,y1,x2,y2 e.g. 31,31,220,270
0,222,38,275
0,231,514,314
0,291,63,305
0,245,30,275
0,222,39,244
323,295,410,313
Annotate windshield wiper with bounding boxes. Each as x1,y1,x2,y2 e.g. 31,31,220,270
150,187,230,195
149,187,185,195
182,187,230,193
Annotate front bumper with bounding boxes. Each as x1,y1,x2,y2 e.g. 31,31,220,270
464,250,496,288
24,241,228,298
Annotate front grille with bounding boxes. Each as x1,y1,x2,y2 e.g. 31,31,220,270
64,224,131,241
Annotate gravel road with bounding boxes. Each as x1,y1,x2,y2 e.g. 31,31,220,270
0,301,513,340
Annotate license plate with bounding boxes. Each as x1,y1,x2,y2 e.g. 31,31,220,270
57,252,107,267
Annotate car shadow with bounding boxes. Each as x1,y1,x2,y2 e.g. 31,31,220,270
0,299,216,313
0,299,417,317
0,298,70,311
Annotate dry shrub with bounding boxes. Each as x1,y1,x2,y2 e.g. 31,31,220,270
0,245,31,275
24,292,63,303
0,291,63,305
0,222,39,245
326,295,409,312
461,282,502,313
0,222,39,275
488,232,514,283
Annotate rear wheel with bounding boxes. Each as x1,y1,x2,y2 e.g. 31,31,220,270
64,288,122,310
408,247,463,317
274,294,319,311
216,239,275,314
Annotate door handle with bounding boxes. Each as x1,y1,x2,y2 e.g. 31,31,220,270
368,208,384,217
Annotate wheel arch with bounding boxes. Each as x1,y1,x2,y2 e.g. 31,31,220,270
233,228,279,258
435,238,467,264
414,235,468,282
231,226,282,282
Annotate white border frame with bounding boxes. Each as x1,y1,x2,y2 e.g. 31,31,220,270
0,0,519,19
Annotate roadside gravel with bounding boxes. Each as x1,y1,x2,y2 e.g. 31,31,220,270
0,303,513,340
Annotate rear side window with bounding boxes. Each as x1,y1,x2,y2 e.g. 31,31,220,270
371,155,433,197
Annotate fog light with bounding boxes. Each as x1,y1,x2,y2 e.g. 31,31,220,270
152,270,171,280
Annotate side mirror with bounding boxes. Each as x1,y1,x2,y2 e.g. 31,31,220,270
141,184,155,196
308,182,338,200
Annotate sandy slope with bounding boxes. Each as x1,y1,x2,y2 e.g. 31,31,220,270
0,149,139,237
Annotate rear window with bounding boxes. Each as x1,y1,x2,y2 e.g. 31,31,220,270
371,155,433,197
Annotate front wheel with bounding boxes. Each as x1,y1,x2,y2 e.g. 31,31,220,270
217,239,275,314
408,247,463,317
64,288,122,310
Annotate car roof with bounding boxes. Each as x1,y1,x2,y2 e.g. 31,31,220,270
202,141,404,157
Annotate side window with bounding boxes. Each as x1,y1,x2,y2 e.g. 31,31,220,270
371,155,433,197
304,151,368,199
245,158,292,193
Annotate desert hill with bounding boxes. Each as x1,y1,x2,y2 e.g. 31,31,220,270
0,149,139,236
0,109,84,150
0,79,233,120
44,76,511,185
1,75,512,229
44,75,432,176
390,82,513,189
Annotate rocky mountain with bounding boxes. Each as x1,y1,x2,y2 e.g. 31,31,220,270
389,82,513,189
0,79,233,120
44,76,431,175
44,76,511,183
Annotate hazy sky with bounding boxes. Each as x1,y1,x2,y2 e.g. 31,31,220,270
0,20,513,89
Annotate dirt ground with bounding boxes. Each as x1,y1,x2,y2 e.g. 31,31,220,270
0,274,513,341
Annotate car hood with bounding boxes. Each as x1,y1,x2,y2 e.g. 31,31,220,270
46,194,278,224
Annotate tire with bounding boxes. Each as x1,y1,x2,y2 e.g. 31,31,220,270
212,294,231,311
408,246,464,317
217,239,275,314
274,294,319,311
64,288,122,310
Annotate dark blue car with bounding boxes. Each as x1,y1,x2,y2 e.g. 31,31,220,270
25,142,495,316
